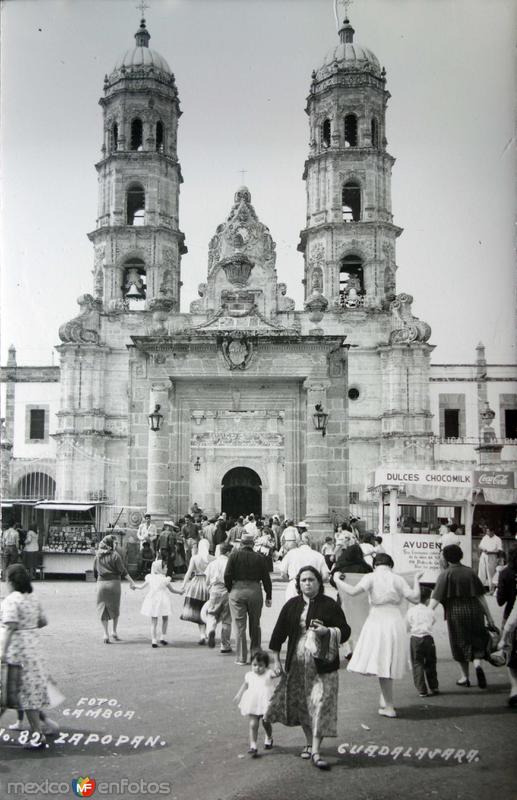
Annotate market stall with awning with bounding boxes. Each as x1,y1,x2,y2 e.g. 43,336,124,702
32,500,104,576
368,466,475,583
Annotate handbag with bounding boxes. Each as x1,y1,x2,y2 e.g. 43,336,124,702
485,624,505,667
0,661,23,709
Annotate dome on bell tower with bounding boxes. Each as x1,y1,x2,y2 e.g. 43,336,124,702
315,18,381,81
110,18,172,78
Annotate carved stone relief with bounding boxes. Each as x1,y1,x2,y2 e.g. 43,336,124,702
192,432,284,447
220,335,254,370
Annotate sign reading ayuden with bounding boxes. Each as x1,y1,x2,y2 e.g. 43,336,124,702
374,468,472,488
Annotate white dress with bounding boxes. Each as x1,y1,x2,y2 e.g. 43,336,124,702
347,566,413,680
239,669,277,716
140,574,173,617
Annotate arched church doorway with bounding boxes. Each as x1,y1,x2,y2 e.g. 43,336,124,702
221,467,262,519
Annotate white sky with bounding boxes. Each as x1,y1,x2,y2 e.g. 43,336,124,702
1,0,515,366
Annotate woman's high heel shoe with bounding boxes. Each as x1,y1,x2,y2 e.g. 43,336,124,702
456,678,470,687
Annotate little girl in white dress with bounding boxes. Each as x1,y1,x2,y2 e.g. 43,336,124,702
234,650,276,756
135,558,181,647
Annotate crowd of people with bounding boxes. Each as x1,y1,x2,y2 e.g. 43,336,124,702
1,506,516,763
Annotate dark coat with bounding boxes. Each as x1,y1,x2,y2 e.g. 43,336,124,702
269,594,350,674
213,519,228,547
496,565,517,621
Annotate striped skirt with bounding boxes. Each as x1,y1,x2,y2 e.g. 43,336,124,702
180,574,208,624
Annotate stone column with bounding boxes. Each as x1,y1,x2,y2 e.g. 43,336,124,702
303,379,332,543
5,345,16,444
146,382,171,519
0,424,13,499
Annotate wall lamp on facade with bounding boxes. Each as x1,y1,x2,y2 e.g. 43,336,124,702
148,404,163,432
194,456,201,472
312,403,329,437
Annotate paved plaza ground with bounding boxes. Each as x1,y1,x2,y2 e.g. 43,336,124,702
0,574,515,800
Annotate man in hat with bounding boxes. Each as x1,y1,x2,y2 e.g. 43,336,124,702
204,541,233,653
157,521,179,578
224,531,272,665
280,531,330,600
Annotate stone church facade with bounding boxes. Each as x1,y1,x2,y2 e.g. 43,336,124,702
53,17,434,538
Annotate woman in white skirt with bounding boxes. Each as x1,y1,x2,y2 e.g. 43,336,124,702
334,554,422,718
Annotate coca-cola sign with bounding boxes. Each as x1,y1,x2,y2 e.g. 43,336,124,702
474,470,515,489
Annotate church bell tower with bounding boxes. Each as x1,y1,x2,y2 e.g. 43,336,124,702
89,17,186,315
299,17,400,311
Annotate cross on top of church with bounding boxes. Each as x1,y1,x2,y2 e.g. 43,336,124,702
136,0,150,19
336,0,354,20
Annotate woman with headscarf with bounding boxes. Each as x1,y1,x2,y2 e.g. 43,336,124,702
93,534,136,643
430,544,496,689
332,542,372,577
265,566,350,770
180,538,213,644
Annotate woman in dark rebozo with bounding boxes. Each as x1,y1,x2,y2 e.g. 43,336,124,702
331,542,372,658
93,535,136,643
265,566,350,771
430,544,496,689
